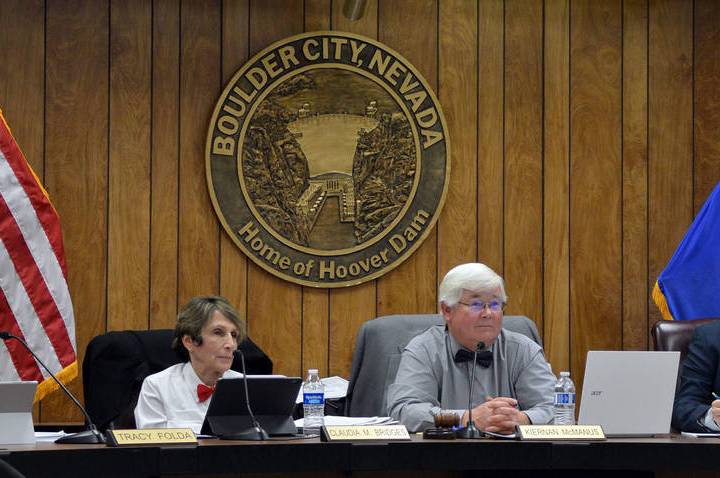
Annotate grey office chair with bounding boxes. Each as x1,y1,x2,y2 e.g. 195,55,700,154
344,314,542,417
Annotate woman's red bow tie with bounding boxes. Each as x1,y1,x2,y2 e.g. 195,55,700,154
197,383,215,402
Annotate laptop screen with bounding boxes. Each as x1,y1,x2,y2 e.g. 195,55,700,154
200,377,302,437
0,381,37,413
578,351,680,436
0,381,37,445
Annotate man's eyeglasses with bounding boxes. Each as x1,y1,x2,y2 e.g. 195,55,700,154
457,300,504,313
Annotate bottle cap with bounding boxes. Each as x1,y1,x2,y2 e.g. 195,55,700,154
560,371,570,377
309,368,319,374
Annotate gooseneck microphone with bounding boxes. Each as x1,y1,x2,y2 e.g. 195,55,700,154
0,331,105,444
219,349,269,440
456,341,486,439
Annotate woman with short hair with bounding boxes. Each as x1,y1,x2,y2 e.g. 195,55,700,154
134,296,246,433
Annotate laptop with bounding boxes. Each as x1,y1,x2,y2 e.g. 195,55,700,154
200,377,302,437
578,351,680,437
0,381,37,445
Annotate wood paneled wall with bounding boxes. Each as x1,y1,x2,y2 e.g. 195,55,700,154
1,0,719,424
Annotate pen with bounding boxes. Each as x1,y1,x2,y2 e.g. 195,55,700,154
712,392,720,401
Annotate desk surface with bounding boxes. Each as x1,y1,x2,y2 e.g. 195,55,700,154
2,435,719,477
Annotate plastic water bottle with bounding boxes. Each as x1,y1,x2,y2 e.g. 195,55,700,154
553,371,576,425
303,368,325,435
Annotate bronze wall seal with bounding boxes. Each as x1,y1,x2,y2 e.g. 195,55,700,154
206,31,450,287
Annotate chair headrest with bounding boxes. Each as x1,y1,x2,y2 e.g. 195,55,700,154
652,318,720,359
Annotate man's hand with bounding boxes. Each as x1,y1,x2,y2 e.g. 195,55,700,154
711,399,720,426
462,397,529,435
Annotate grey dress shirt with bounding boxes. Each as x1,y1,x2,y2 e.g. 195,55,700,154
386,325,555,432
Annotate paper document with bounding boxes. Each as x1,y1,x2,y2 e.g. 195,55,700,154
295,376,349,403
35,431,69,442
295,416,398,427
681,431,720,438
483,430,516,439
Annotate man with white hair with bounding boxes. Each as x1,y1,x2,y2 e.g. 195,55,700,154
387,263,555,433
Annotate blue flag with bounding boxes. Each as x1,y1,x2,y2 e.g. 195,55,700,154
653,181,720,320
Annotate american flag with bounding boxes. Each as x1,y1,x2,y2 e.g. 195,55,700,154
0,109,77,401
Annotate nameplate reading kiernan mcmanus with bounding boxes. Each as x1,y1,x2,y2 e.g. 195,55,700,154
206,31,450,287
517,425,606,441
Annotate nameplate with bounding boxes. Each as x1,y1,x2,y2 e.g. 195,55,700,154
106,428,197,447
321,425,410,442
517,425,606,441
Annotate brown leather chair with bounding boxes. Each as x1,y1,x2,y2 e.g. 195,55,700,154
652,318,720,360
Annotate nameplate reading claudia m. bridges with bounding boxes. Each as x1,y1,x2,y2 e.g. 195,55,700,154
321,425,411,442
206,31,450,287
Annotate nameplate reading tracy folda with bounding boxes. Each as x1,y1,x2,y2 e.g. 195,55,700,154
321,425,411,442
106,428,197,447
517,425,606,441
206,31,450,288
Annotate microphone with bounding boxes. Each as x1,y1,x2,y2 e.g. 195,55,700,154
218,349,268,440
0,331,105,444
456,341,486,439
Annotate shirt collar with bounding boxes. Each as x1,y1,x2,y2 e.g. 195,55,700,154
444,327,505,358
181,362,205,403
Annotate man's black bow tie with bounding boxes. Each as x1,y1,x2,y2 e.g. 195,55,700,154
454,348,493,368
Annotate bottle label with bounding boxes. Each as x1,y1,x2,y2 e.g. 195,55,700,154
554,392,576,405
303,392,324,405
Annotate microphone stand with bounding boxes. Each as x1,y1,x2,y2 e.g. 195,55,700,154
218,349,268,440
456,341,485,439
0,332,105,444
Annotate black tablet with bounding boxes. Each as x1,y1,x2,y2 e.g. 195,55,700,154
200,377,302,437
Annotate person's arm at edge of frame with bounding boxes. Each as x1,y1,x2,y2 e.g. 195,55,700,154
672,327,720,432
